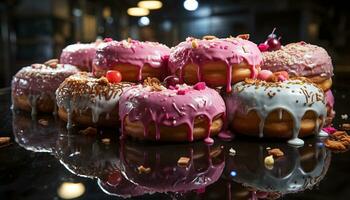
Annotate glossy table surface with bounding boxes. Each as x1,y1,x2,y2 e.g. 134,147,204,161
0,85,350,200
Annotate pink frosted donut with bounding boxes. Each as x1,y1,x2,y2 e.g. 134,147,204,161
168,36,262,92
60,42,100,71
11,59,80,115
93,39,170,82
325,90,335,125
261,42,333,91
119,78,226,143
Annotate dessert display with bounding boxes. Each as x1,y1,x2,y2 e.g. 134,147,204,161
224,76,327,146
168,35,263,92
11,59,80,115
56,72,133,128
118,77,226,143
60,41,101,71
93,38,170,82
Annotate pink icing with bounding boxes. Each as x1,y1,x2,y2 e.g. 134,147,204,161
257,70,273,81
325,90,334,109
322,126,337,134
262,42,333,78
60,42,99,71
119,84,226,142
168,37,263,92
93,39,170,81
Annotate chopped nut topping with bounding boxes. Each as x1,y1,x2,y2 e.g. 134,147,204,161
268,148,284,157
44,59,58,68
244,78,255,84
38,119,49,126
137,165,151,174
144,77,164,91
264,155,274,169
97,77,109,85
191,39,198,48
324,131,350,151
341,123,350,131
236,34,250,40
101,138,111,144
325,140,346,150
79,127,97,135
203,35,217,40
177,157,190,167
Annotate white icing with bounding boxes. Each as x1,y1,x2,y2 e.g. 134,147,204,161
230,79,327,146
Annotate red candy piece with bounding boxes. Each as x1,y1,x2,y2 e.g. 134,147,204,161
274,71,289,80
106,70,122,84
193,82,206,90
177,89,186,95
103,38,113,42
164,75,180,88
258,43,269,52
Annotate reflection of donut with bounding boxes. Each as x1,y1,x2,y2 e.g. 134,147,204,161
261,42,333,91
119,140,225,193
223,140,331,197
119,80,225,142
225,78,327,146
56,72,133,128
60,42,100,71
12,110,59,153
168,36,262,92
93,39,170,82
11,61,80,115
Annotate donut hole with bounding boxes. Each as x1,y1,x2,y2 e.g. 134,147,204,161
123,114,224,142
181,61,253,87
299,146,317,173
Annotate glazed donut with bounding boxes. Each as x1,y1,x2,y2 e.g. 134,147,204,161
60,41,100,71
224,78,327,146
56,72,133,128
11,59,80,115
119,78,226,143
93,39,170,82
168,35,262,92
261,42,333,91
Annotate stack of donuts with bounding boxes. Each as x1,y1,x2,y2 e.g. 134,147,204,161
11,30,335,146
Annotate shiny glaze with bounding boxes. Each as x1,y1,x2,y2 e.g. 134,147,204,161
119,82,226,142
11,63,80,115
262,42,333,78
226,79,327,146
168,37,263,92
93,39,170,81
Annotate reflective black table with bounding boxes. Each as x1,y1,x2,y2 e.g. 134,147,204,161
1,86,350,200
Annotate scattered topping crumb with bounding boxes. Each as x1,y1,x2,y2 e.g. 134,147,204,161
264,155,274,169
236,34,250,40
144,77,163,91
177,89,186,95
341,123,350,131
193,82,206,90
266,147,271,150
101,138,111,145
177,157,190,167
137,165,151,174
341,114,348,120
79,127,97,135
229,148,236,156
324,131,350,151
268,148,284,157
38,119,49,126
44,59,58,68
322,126,337,134
203,35,217,40
192,40,198,48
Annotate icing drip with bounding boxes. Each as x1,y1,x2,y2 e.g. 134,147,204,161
119,83,225,142
11,63,80,115
227,79,327,145
56,73,132,128
168,37,262,92
93,39,170,81
262,42,333,78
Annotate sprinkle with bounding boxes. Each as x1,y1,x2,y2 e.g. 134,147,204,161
193,82,206,90
229,148,236,156
137,165,151,174
177,157,190,167
103,38,113,42
230,170,237,177
341,114,348,120
236,33,250,40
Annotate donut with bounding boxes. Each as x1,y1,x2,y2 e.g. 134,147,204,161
224,78,327,146
119,77,226,143
261,42,333,91
59,41,100,71
168,35,262,92
93,39,170,82
11,59,80,115
56,72,133,128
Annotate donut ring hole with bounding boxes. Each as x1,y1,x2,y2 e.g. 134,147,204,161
111,63,166,82
232,109,323,139
123,114,224,142
299,147,318,173
179,61,254,87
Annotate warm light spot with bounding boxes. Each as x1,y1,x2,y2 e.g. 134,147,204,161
57,182,85,199
138,1,163,10
127,7,150,16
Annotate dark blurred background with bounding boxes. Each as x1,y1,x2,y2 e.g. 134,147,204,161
0,0,349,88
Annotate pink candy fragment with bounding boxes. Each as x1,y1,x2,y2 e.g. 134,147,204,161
177,90,186,95
193,82,206,90
103,38,113,42
322,126,337,134
257,70,273,81
258,43,269,52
